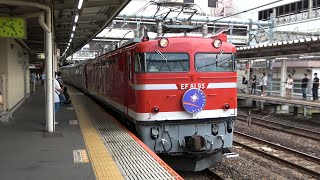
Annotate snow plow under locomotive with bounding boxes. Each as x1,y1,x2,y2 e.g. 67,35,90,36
61,33,237,171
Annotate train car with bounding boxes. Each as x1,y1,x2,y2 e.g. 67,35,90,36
62,33,237,171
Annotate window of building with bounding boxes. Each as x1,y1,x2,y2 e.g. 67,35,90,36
263,10,268,20
290,3,297,13
285,4,290,14
208,0,218,8
279,6,285,16
297,1,303,11
259,11,263,20
184,0,194,3
303,0,309,10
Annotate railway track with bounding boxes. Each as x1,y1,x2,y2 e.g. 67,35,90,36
237,114,320,141
179,169,224,180
234,131,320,179
204,169,224,180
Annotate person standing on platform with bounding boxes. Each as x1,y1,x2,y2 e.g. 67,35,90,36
260,73,268,96
54,74,63,125
285,75,293,99
241,75,248,93
30,71,36,93
301,73,308,99
312,73,319,100
56,72,66,104
56,72,63,87
36,73,40,84
40,72,45,86
251,75,257,94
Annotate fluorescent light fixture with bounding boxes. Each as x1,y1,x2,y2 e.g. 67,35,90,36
72,25,76,31
78,0,84,9
69,39,72,43
74,15,79,23
71,33,74,38
299,56,314,59
275,57,287,60
255,59,266,62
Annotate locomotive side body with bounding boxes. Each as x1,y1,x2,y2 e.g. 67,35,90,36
62,34,237,171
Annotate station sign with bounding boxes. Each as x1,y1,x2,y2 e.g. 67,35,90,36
37,52,45,59
252,61,267,69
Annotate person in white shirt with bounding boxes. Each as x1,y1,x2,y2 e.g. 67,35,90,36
260,72,268,96
285,74,293,99
30,72,37,93
54,76,63,124
40,72,45,86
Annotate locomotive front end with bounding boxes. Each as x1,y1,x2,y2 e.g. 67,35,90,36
134,35,237,171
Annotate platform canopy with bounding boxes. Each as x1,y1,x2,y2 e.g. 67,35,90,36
0,0,130,63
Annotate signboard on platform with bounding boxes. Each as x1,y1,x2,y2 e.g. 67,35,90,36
37,52,45,60
252,60,267,69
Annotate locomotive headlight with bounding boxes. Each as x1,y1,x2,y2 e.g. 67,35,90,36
223,103,230,110
153,106,160,113
158,38,169,48
212,38,222,48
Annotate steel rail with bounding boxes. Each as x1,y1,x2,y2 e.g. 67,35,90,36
234,131,320,179
203,169,224,180
237,114,320,141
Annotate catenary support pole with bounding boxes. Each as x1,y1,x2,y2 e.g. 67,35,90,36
308,0,313,19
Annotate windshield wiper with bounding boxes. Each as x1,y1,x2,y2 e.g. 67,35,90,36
215,49,224,66
197,50,224,70
155,49,167,63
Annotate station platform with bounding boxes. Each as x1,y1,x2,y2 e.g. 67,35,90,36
0,84,182,180
0,85,94,180
238,92,320,109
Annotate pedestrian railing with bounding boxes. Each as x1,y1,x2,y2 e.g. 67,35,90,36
238,78,318,100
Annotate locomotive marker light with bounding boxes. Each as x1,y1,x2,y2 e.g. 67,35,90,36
182,88,206,114
223,103,230,110
212,39,222,48
153,106,160,113
158,38,169,48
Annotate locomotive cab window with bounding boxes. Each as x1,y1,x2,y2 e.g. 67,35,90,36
195,53,235,72
135,53,189,72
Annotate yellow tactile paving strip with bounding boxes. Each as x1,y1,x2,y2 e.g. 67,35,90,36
70,92,123,180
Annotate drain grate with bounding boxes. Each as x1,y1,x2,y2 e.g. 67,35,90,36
73,149,89,163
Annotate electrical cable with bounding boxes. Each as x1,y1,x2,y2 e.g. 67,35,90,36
132,0,155,17
154,139,157,152
161,131,173,154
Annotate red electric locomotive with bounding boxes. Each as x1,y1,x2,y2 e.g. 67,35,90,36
62,33,237,171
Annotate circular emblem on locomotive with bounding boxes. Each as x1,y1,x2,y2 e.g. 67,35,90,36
182,88,206,114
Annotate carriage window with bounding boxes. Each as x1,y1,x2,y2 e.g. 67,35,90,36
135,53,189,72
195,53,234,72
